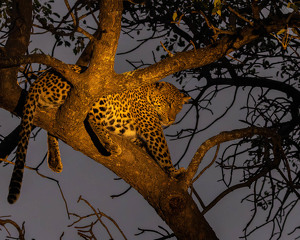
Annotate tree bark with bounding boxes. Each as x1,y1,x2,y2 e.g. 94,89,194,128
1,1,300,239
0,0,32,113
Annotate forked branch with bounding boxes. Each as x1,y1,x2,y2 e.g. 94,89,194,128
185,127,281,186
118,12,300,86
0,217,25,240
68,196,127,240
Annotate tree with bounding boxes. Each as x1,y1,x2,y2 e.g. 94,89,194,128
0,0,299,239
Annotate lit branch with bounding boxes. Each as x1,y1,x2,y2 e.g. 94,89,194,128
184,127,281,186
0,217,25,240
0,54,80,84
118,13,300,86
160,41,174,57
226,4,253,25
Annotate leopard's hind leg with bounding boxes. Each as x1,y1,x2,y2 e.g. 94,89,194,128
47,133,63,173
87,114,122,155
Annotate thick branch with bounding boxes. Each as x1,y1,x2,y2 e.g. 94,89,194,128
54,0,124,137
88,0,123,72
76,29,103,66
118,13,300,85
31,107,218,240
0,3,296,239
0,0,32,113
0,54,80,82
185,127,280,186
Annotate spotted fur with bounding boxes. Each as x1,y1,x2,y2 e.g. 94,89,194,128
7,66,190,204
7,65,83,204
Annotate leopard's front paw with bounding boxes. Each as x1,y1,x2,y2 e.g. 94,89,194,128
106,143,122,156
47,149,63,173
170,167,186,178
48,159,63,173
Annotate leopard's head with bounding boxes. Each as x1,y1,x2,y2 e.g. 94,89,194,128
147,82,190,126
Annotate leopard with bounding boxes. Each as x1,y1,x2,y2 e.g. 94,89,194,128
7,65,190,204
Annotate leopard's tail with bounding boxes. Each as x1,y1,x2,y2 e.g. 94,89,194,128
7,89,38,204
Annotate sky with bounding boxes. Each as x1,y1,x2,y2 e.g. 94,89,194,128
0,1,299,240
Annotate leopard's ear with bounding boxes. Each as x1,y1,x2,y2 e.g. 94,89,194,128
183,95,191,103
181,93,191,103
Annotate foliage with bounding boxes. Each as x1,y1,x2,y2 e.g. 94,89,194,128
0,0,299,239
123,1,300,239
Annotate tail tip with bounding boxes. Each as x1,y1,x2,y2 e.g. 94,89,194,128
7,194,18,204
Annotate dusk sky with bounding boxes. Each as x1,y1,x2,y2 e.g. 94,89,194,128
0,1,298,239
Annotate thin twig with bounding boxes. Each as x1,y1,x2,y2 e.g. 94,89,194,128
199,10,235,41
64,0,94,41
78,196,114,239
160,41,174,57
97,208,128,240
0,218,25,240
192,144,220,184
0,157,71,219
185,127,280,187
227,5,253,26
190,186,206,209
190,40,197,53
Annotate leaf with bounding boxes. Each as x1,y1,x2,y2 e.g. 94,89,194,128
53,12,60,18
172,11,178,21
64,41,71,47
212,0,222,16
287,2,299,11
214,0,221,6
292,28,300,36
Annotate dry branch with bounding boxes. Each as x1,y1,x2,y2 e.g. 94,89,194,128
0,217,25,240
185,127,281,186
